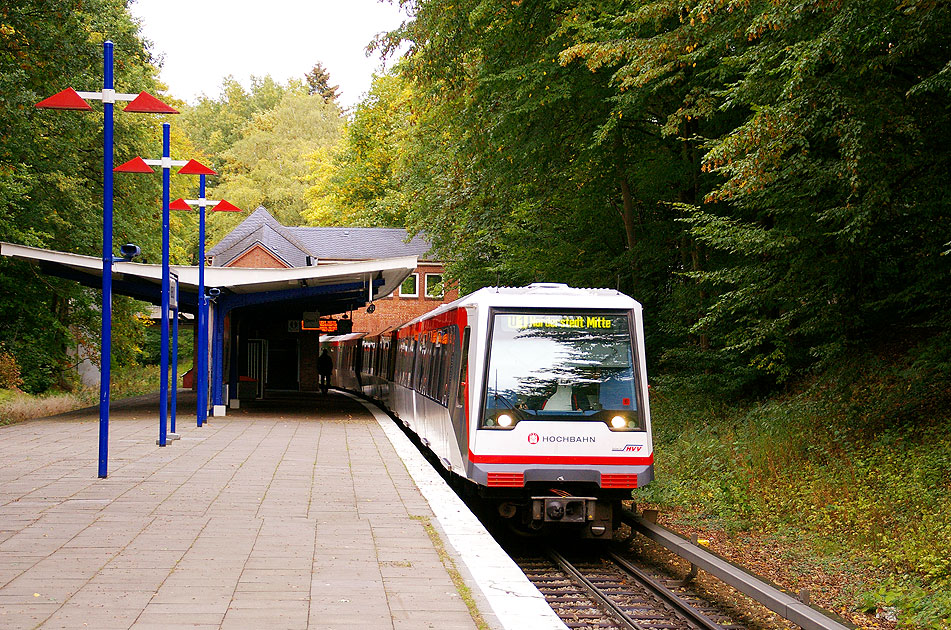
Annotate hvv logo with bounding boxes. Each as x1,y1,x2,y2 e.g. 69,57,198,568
612,444,643,452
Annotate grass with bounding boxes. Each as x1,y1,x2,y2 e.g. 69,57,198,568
0,388,94,425
636,337,951,629
0,360,192,426
410,514,490,630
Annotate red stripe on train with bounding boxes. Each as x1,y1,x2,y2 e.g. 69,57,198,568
469,452,654,466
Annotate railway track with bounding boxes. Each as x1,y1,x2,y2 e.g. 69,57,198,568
514,545,746,630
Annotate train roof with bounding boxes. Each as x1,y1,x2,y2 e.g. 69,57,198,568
401,283,641,328
323,284,642,342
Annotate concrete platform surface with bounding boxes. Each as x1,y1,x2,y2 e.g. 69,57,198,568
0,391,553,630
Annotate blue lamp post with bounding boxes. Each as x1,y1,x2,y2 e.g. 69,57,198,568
35,41,177,477
115,123,189,446
170,180,242,427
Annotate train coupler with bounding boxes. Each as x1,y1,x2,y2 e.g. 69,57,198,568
530,496,614,538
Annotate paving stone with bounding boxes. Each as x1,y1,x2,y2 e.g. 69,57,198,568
0,392,480,630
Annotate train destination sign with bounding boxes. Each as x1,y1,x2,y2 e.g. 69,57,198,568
501,314,614,330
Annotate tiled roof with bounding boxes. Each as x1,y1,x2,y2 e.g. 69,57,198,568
207,206,435,267
287,227,434,261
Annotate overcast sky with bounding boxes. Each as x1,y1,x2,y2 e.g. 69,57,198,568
128,0,407,109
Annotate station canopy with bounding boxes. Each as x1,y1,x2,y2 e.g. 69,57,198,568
0,242,417,317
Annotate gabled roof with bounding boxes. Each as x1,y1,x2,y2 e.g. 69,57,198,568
207,206,435,267
208,207,319,267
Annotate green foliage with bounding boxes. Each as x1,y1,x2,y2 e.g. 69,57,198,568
639,335,951,626
140,317,193,365
215,92,343,228
1,0,173,392
180,75,291,162
0,348,23,391
305,70,413,227
860,576,951,630
354,0,951,394
109,359,191,399
182,78,345,244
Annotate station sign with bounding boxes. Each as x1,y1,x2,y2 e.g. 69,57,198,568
300,317,353,334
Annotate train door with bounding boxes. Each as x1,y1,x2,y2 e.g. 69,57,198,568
450,327,470,459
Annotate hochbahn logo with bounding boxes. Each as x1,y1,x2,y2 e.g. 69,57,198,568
527,433,596,444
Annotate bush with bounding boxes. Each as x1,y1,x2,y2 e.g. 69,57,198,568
0,350,23,391
637,332,951,626
141,321,194,365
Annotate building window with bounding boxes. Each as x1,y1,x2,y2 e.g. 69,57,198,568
425,273,444,299
399,273,418,297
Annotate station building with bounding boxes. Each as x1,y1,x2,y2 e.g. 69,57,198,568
0,208,455,414
203,207,457,400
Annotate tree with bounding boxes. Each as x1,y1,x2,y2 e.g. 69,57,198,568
305,62,340,104
366,0,951,391
305,70,413,227
208,92,343,240
0,0,169,390
180,75,291,172
365,0,713,370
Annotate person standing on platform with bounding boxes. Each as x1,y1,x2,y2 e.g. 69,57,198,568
317,348,333,394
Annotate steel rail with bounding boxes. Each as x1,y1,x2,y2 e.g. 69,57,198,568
546,548,643,630
607,550,727,630
620,508,855,630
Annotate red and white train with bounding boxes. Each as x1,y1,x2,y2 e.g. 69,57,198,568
325,283,653,538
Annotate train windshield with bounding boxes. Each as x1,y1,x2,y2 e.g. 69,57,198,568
482,311,641,427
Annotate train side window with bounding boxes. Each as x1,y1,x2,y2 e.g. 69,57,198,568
396,337,410,386
456,327,469,407
411,336,419,390
386,337,397,382
405,338,414,387
415,337,428,392
431,342,443,400
440,326,458,406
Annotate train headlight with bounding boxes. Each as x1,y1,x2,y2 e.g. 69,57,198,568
608,414,637,431
483,412,518,429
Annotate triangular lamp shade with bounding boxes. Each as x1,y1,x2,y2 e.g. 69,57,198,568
212,199,243,212
114,157,154,173
35,88,92,111
169,198,193,211
123,92,179,114
177,159,217,176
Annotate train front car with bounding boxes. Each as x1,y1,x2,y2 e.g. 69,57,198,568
469,285,653,538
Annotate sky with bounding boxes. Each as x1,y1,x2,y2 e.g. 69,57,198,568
128,0,408,109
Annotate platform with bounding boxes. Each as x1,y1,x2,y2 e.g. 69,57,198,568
0,391,565,629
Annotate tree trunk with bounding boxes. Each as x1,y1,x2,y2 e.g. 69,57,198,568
618,173,637,251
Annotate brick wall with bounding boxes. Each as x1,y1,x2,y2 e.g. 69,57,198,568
219,241,457,390
350,265,459,336
226,245,288,269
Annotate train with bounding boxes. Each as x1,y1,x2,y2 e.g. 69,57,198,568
324,283,653,538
